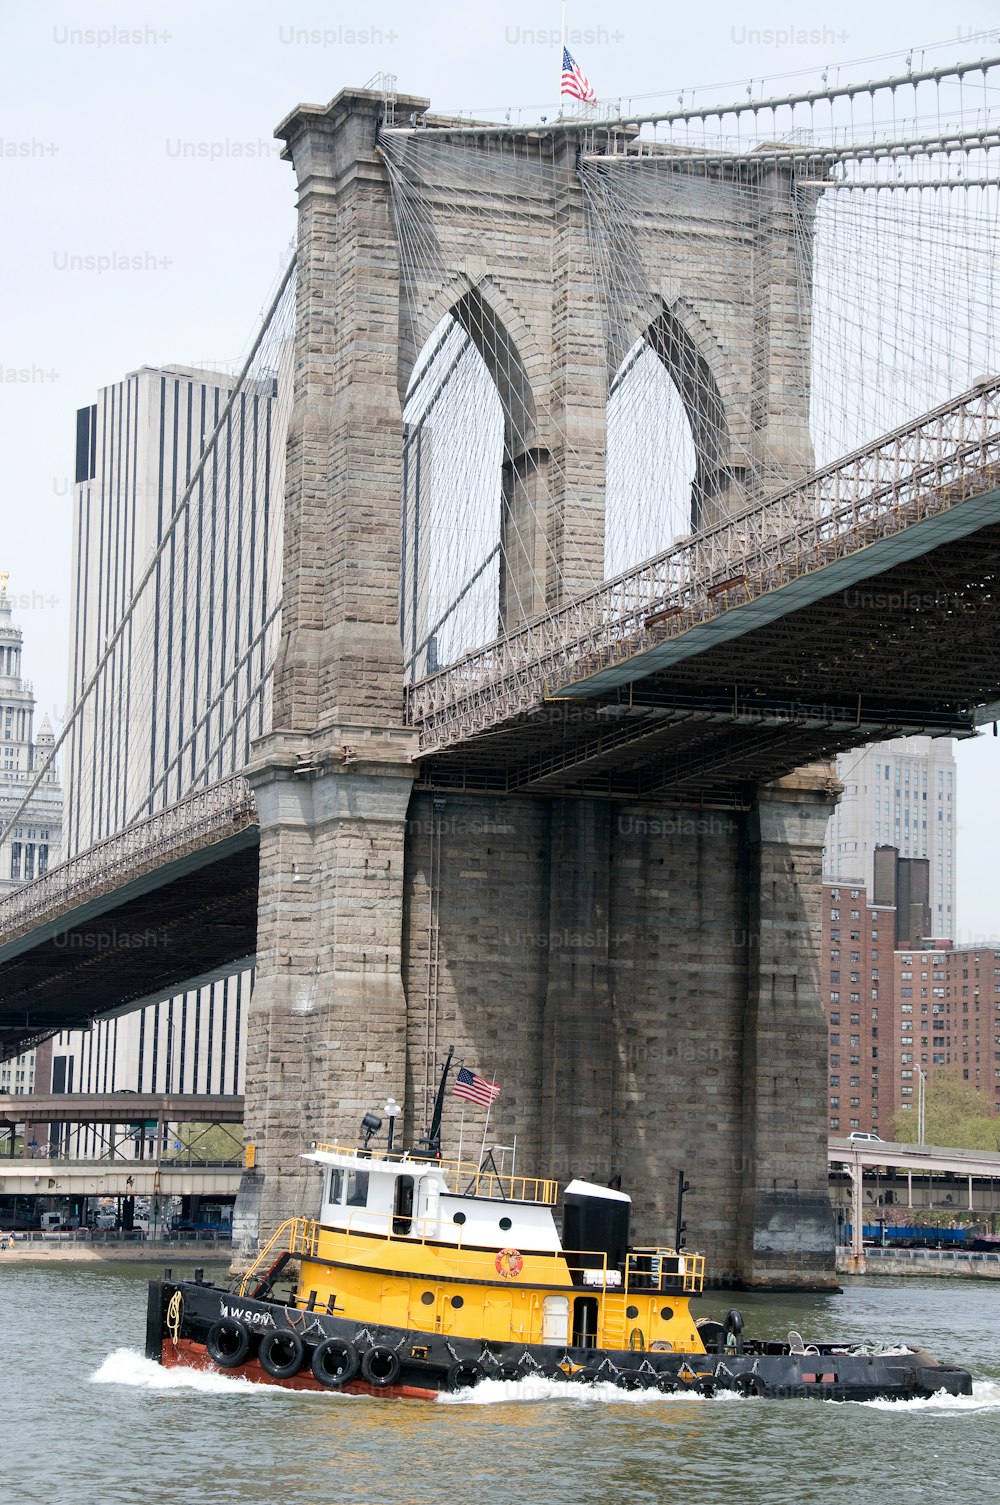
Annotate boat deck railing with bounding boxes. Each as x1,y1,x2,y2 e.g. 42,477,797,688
626,1247,705,1294
309,1142,559,1206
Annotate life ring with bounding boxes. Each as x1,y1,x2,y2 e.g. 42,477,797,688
206,1317,251,1368
446,1358,486,1391
311,1337,359,1387
495,1247,523,1279
361,1345,401,1388
258,1330,305,1380
736,1372,766,1398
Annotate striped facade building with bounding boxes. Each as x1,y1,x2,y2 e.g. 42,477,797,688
49,361,287,1133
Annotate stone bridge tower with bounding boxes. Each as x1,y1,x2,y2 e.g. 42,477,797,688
237,87,838,1288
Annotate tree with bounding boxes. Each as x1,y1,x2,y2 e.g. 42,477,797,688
892,1068,1000,1151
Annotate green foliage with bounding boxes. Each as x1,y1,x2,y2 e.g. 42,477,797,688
891,1068,1000,1151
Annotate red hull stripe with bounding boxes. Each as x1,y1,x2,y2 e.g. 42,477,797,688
160,1338,439,1401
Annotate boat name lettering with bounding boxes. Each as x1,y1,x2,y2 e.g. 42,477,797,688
221,1302,275,1328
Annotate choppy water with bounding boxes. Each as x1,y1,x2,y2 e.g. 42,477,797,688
4,1262,1000,1505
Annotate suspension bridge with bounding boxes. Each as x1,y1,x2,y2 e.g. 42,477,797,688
3,56,1000,1282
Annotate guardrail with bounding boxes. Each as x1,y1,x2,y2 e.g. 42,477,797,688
0,1229,233,1247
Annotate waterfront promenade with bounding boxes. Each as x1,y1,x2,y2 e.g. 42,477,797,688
0,1230,231,1263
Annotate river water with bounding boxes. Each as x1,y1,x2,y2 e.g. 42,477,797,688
4,1261,999,1505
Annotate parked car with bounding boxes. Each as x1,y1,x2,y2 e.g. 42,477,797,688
848,1131,883,1142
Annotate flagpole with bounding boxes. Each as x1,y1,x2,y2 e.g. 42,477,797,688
477,1075,498,1176
456,1099,466,1169
558,0,567,118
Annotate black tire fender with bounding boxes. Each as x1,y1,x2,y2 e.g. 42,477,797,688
258,1330,305,1380
446,1359,486,1391
206,1317,251,1368
360,1344,401,1388
310,1337,359,1387
736,1372,766,1398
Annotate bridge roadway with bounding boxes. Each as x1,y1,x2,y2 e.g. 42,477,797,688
0,1159,242,1197
0,779,259,1058
1,385,1000,1055
410,379,1000,797
828,1137,1000,1179
829,1138,1000,1257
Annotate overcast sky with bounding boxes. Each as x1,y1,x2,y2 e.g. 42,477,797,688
2,0,999,936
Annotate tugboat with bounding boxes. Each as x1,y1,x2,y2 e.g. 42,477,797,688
147,1055,972,1401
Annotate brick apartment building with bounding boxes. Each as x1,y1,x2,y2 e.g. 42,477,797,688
824,846,1000,1135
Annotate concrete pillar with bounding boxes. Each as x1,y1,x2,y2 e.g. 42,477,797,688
737,763,840,1287
239,730,417,1242
547,137,607,605
748,166,818,502
541,800,614,1182
237,89,426,1248
270,86,429,731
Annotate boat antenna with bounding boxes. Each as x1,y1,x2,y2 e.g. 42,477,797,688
422,1045,455,1159
675,1168,690,1251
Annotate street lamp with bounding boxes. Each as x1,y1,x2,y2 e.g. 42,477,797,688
915,1065,927,1147
383,1097,401,1153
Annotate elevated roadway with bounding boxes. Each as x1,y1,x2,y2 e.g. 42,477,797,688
0,1159,242,1197
410,380,1000,798
0,778,259,1058
828,1137,1000,1179
828,1138,1000,1261
0,1093,244,1129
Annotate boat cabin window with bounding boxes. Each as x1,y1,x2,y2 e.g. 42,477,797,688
326,1169,344,1205
346,1169,370,1208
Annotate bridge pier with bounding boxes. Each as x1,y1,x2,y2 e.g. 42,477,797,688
237,730,417,1245
736,766,840,1287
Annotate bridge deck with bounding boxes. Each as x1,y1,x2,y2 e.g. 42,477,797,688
411,381,1000,799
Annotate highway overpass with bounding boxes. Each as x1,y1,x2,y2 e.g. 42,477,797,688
0,1159,241,1197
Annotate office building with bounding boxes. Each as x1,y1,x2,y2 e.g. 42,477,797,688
825,737,957,940
49,360,288,1131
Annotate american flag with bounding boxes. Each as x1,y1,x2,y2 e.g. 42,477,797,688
453,1066,501,1108
561,46,596,103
